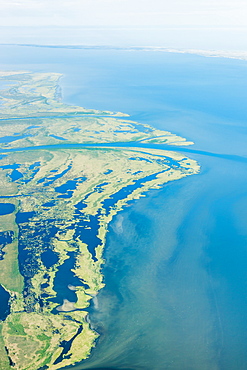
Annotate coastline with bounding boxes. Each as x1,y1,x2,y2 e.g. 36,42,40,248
0,71,199,370
1,43,247,62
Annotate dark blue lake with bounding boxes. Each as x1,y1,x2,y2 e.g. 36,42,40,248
1,45,247,370
0,284,10,321
0,203,15,215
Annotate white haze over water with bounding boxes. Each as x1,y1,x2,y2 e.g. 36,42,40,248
1,0,247,28
1,0,247,51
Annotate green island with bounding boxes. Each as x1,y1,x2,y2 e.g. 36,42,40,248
0,71,200,370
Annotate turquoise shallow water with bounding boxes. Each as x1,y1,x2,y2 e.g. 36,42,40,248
1,45,247,369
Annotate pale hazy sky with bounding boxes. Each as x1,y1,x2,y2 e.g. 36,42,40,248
1,0,247,28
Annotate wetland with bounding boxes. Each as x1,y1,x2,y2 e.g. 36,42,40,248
0,68,198,370
1,45,247,370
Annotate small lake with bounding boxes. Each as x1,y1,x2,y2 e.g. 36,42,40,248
0,284,10,321
0,203,15,216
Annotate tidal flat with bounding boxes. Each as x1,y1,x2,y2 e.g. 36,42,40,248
0,71,199,370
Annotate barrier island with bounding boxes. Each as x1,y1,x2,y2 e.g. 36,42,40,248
0,71,200,370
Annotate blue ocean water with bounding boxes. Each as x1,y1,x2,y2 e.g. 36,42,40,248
1,45,247,370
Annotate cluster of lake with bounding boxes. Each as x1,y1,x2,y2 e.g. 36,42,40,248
1,44,247,370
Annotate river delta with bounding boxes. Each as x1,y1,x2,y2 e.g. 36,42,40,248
0,71,199,370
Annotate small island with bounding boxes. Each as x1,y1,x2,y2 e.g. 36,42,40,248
0,71,200,370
